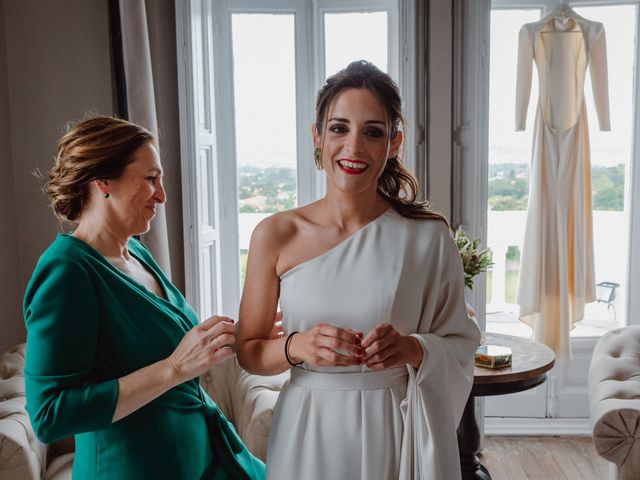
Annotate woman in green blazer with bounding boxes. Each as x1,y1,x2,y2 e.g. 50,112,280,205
23,116,265,479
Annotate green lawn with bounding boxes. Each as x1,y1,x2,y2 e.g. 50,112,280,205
505,270,519,304
485,270,519,304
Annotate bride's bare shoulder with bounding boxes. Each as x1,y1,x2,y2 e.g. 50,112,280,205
249,205,316,250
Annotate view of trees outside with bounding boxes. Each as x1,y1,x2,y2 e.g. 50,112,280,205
487,5,635,335
488,162,625,212
238,166,297,213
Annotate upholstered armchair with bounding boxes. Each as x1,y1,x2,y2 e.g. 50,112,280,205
588,325,640,480
0,344,287,479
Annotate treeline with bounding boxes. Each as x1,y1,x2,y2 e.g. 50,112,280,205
237,163,625,213
238,165,296,213
488,163,625,211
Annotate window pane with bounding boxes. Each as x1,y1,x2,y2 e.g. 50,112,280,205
486,6,636,336
574,4,636,331
232,14,297,285
486,8,540,338
324,12,388,77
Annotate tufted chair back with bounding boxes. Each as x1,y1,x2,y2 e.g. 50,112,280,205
588,326,640,480
0,342,287,477
0,344,74,479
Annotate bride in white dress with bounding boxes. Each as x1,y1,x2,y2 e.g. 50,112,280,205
236,60,481,480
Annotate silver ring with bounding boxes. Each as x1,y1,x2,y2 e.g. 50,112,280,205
212,336,221,350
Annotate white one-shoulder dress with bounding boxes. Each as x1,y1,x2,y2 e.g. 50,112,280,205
265,208,481,480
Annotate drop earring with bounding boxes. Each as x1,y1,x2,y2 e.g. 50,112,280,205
314,148,323,170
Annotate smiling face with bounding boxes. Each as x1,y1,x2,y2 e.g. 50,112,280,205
102,142,166,236
313,88,402,197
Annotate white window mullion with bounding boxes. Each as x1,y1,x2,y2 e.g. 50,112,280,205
295,2,319,206
399,0,417,180
212,0,241,318
453,0,491,326
626,2,640,326
176,0,224,320
311,2,327,199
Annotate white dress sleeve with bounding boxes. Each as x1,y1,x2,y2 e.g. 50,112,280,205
589,24,611,131
515,24,534,131
399,224,481,480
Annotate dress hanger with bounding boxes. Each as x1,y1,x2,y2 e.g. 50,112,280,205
543,1,580,33
550,0,575,18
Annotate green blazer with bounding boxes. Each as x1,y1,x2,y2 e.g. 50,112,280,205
23,234,265,479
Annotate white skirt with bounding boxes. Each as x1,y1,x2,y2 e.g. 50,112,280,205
265,368,408,480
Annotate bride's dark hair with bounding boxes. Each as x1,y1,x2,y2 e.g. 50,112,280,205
315,60,448,224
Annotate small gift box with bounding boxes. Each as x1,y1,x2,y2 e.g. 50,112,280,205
475,345,512,368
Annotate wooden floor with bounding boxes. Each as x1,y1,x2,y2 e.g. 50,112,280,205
479,436,609,480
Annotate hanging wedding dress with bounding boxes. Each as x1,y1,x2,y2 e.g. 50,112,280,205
515,6,610,359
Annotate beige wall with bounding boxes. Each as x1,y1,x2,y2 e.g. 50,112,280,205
0,0,185,353
0,0,113,353
0,0,21,353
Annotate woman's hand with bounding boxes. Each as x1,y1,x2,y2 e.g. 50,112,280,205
271,311,285,339
166,315,236,384
288,323,364,366
361,323,424,370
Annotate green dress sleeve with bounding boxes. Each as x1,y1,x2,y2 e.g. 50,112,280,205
23,257,118,444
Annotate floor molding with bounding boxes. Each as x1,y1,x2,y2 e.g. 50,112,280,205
484,416,592,436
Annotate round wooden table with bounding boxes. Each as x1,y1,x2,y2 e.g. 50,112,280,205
457,333,555,480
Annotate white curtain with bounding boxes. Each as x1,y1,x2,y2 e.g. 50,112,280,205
118,0,172,278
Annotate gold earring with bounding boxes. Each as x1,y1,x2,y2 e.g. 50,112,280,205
314,148,323,170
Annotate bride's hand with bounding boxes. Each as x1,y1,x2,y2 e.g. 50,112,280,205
288,323,364,366
361,323,423,370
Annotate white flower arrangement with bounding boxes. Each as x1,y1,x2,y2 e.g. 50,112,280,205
454,227,494,290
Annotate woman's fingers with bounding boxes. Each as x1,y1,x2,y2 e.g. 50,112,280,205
362,324,400,365
271,311,285,339
199,315,234,330
360,323,392,349
316,346,361,366
211,343,235,363
316,323,362,342
363,342,394,365
210,332,235,350
202,319,236,344
317,333,365,357
291,323,364,366
367,353,401,371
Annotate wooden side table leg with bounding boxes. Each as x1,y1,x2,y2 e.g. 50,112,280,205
457,395,491,480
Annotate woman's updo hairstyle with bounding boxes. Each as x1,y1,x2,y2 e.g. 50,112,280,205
315,60,447,224
46,116,154,222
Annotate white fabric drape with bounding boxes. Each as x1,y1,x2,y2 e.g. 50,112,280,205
266,209,481,479
119,0,172,278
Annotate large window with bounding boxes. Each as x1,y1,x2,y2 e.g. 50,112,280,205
485,3,636,337
231,14,299,284
177,0,410,318
231,5,398,289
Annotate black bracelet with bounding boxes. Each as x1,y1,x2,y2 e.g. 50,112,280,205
285,331,304,367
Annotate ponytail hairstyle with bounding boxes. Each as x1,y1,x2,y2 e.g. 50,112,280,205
315,60,448,224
